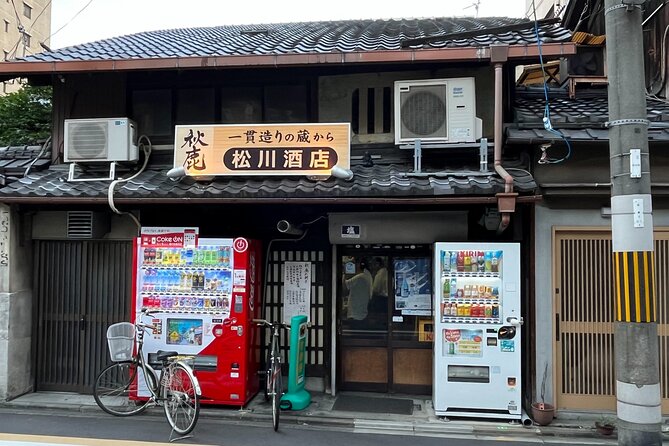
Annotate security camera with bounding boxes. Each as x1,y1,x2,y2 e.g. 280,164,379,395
277,220,304,236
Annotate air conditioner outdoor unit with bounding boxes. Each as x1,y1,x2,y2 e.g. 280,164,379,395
394,77,482,145
64,117,138,163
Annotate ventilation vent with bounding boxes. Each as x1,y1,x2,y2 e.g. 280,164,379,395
400,86,447,138
68,121,108,160
67,211,95,239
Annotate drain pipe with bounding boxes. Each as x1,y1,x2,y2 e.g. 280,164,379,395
491,45,518,234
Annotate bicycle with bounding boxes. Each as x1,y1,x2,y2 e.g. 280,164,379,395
253,319,285,431
93,310,202,436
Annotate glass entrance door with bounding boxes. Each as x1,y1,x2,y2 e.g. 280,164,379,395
337,249,433,394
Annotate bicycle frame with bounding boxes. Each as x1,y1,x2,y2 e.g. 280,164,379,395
133,317,202,402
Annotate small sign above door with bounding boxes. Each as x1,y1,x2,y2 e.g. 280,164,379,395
341,225,361,239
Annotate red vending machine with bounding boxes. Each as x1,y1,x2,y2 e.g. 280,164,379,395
131,227,261,406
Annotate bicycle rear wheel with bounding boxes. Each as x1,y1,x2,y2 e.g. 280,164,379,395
93,362,150,416
163,363,200,435
270,359,282,432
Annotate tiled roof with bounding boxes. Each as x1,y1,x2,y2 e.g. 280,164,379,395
0,145,50,180
508,87,669,142
0,164,536,201
20,18,571,62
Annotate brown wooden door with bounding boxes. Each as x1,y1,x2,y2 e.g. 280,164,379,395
337,249,433,394
553,228,669,413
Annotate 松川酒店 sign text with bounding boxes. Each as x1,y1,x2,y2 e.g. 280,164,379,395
174,123,350,177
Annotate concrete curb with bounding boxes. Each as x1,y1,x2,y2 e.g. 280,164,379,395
2,395,668,443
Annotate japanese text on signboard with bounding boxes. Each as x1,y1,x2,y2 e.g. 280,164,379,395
174,124,350,177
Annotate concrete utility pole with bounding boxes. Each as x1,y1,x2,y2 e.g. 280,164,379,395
604,0,662,445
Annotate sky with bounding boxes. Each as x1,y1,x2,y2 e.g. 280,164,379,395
49,0,527,49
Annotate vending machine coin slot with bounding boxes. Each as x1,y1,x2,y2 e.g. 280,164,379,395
497,326,516,340
234,295,243,313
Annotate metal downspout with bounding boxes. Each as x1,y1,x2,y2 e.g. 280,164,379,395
493,60,517,233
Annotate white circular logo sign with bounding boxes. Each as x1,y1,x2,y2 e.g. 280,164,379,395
233,237,249,253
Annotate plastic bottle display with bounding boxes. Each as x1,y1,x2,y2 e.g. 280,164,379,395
140,245,233,313
440,249,504,323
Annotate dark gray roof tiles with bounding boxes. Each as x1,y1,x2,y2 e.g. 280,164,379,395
510,88,669,142
514,89,669,126
0,164,536,200
0,145,50,177
20,17,571,62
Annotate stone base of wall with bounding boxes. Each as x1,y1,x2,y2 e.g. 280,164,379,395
0,290,32,401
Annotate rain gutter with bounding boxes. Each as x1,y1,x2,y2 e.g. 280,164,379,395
0,195,543,205
0,43,576,76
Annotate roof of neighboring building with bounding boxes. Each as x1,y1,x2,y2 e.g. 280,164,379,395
0,163,537,203
0,144,51,185
0,17,575,76
507,87,669,143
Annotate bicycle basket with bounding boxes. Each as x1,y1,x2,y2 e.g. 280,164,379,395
106,322,135,362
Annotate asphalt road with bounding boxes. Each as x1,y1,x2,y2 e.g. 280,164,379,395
0,407,619,446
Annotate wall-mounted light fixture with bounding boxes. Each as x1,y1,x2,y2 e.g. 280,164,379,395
331,165,354,180
166,166,186,179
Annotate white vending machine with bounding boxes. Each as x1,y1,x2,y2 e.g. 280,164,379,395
432,242,522,419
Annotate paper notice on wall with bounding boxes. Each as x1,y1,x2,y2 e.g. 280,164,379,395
282,261,311,325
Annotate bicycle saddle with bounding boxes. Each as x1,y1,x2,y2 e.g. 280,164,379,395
155,350,179,361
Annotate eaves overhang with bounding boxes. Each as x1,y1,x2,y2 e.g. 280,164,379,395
0,43,577,77
0,195,543,205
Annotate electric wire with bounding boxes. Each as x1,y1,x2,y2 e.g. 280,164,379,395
49,0,95,40
531,0,572,164
8,0,26,59
107,135,152,233
28,0,52,34
24,136,52,176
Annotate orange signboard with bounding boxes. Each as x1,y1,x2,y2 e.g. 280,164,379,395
173,123,350,177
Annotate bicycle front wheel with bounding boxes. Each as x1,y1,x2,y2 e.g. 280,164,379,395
163,363,200,435
270,360,283,432
93,362,150,416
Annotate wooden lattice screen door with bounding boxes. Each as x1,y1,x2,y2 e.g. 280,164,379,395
553,228,669,413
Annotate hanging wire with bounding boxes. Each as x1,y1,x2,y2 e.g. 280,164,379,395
28,0,52,34
49,0,95,40
532,0,572,164
107,135,152,233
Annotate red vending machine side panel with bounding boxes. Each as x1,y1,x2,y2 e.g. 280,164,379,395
196,237,261,405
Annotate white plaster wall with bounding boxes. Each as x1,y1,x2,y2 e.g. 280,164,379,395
534,204,669,405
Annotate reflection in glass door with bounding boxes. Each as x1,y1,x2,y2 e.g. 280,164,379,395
337,248,433,394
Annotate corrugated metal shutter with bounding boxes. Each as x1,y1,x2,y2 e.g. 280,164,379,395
33,240,133,393
554,229,669,413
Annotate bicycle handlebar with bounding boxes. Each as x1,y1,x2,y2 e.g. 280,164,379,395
252,319,288,329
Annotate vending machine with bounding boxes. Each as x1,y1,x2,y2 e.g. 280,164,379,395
432,242,522,419
131,228,262,406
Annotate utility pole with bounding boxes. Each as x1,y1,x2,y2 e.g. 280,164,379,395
604,0,662,445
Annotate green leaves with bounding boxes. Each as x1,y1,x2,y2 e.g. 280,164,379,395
0,84,52,147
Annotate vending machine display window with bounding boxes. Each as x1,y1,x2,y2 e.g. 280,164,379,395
166,318,203,346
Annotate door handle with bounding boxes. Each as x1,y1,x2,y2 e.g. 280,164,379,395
79,315,86,331
555,314,560,341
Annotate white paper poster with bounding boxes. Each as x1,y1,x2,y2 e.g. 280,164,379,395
283,261,311,324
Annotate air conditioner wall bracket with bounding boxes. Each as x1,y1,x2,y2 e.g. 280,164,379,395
67,162,118,182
